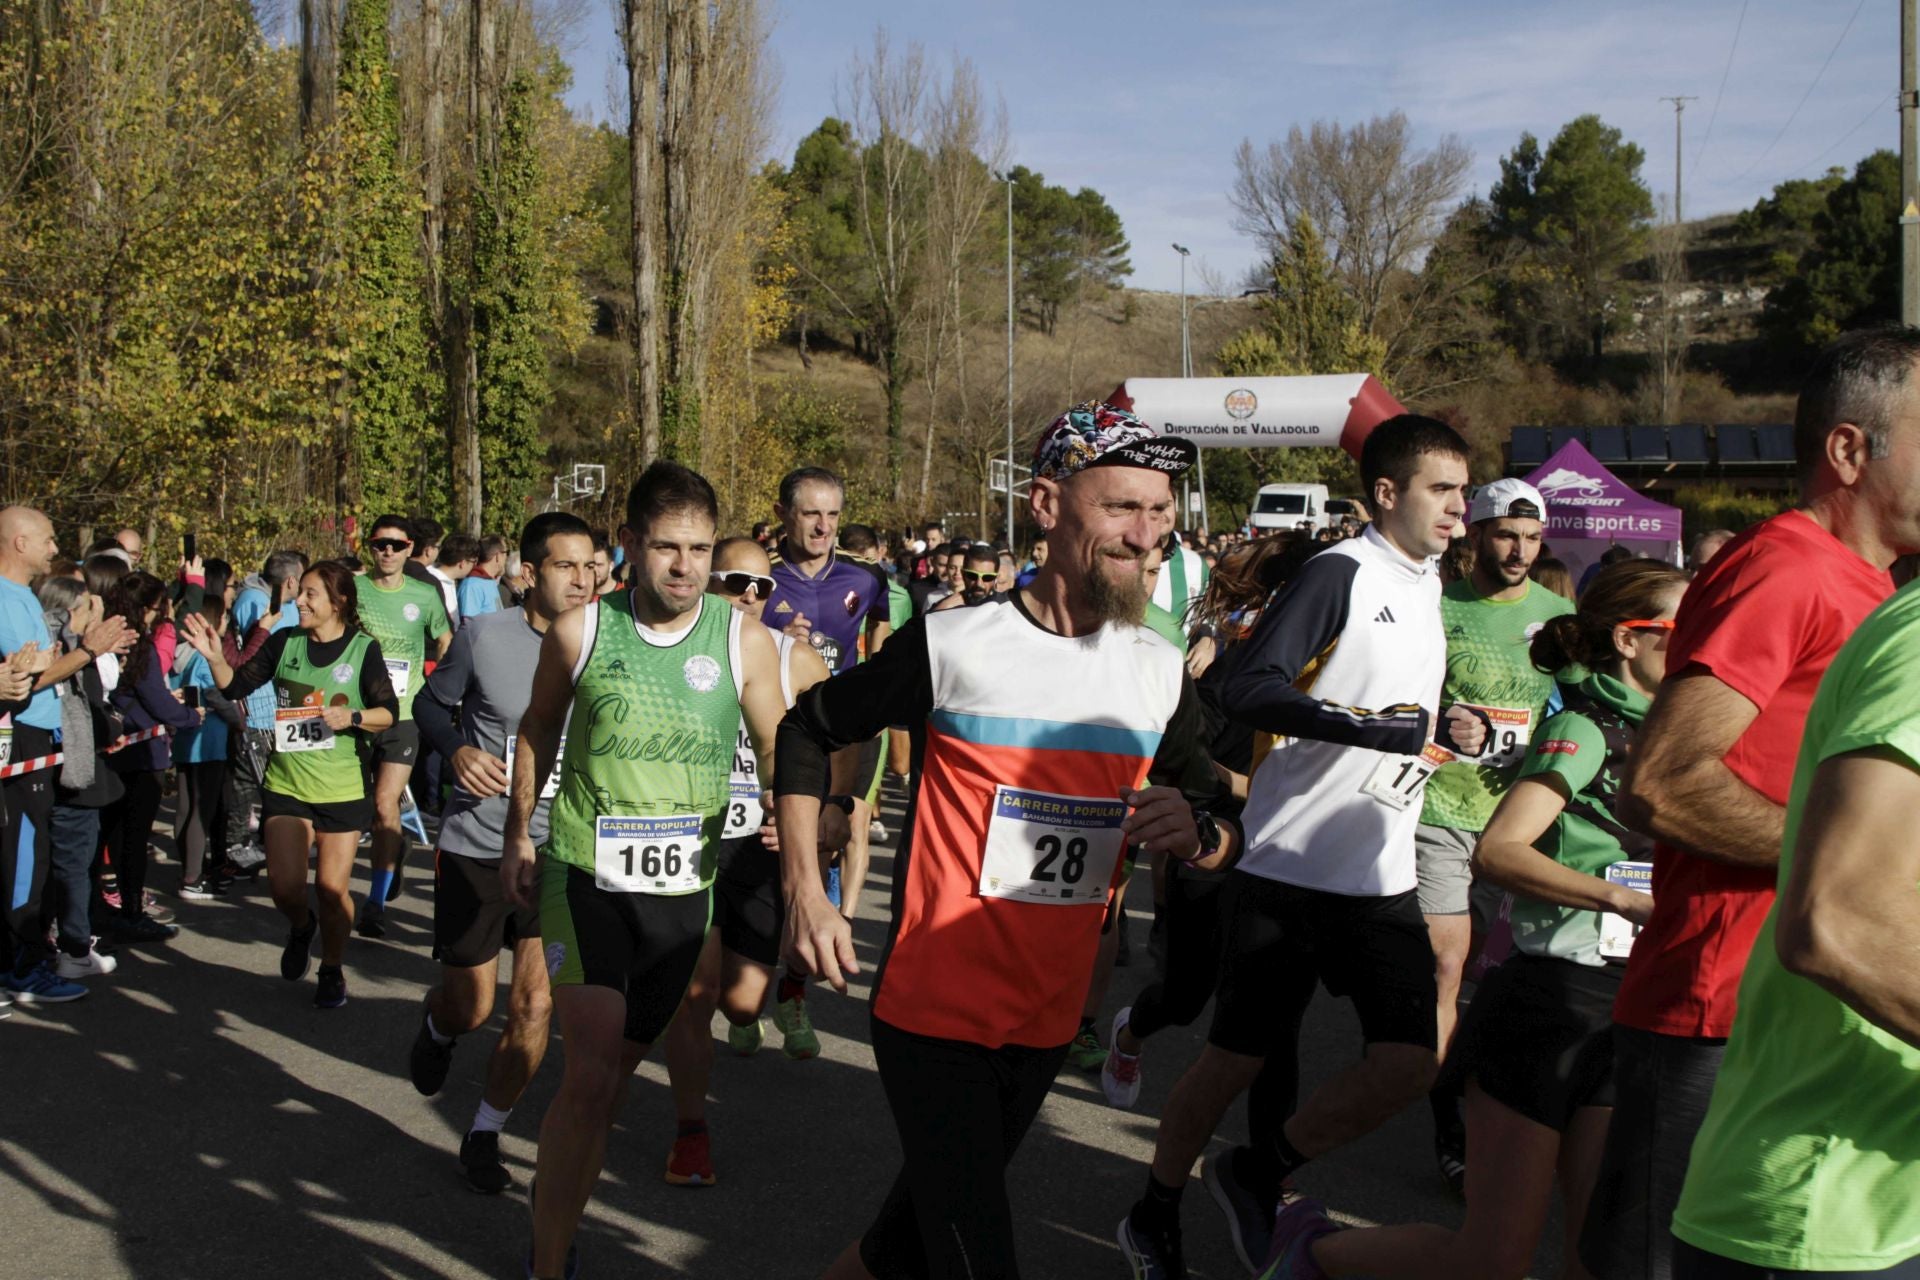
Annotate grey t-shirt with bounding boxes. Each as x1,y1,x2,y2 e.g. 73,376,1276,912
422,608,565,860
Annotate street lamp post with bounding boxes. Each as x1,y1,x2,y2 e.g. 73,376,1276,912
1171,243,1207,535
1005,173,1015,551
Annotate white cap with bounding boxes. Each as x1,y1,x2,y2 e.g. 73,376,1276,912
1469,478,1547,525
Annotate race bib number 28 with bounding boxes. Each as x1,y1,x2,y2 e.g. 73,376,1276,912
978,786,1127,906
594,813,703,895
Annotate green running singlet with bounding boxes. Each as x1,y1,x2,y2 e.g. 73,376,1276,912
543,590,741,894
355,575,451,721
264,631,376,805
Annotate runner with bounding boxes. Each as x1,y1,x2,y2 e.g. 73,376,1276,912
1413,476,1571,1192
182,561,398,1007
1262,557,1688,1279
765,466,890,917
404,513,595,1194
353,514,453,938
776,402,1235,1280
499,462,790,1280
930,544,1001,611
1121,415,1487,1278
1584,327,1920,1280
1672,576,1920,1280
659,535,844,1189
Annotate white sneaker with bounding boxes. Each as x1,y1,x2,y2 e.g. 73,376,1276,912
1101,1007,1143,1109
230,843,266,870
869,817,889,841
57,945,119,980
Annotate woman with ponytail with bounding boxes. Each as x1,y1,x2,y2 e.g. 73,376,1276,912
1265,556,1690,1280
180,561,397,1009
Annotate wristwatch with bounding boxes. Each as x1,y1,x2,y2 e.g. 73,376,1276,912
350,710,363,728
1191,810,1225,863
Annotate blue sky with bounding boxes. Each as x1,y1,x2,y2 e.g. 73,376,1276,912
552,0,1890,293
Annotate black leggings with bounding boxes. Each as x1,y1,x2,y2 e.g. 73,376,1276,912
859,1015,1070,1280
1127,862,1227,1040
1676,1239,1920,1279
175,760,228,883
100,769,165,918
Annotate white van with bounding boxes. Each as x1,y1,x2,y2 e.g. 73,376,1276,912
1249,483,1331,533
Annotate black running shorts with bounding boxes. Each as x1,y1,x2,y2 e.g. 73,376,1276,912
538,859,712,1045
262,788,374,835
433,848,539,969
1207,870,1438,1057
367,721,420,769
712,835,782,968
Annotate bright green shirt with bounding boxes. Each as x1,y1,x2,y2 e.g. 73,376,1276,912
1673,578,1920,1272
888,579,913,633
1144,602,1188,653
1508,672,1648,966
355,575,451,720
543,591,739,890
1420,578,1575,831
263,631,375,805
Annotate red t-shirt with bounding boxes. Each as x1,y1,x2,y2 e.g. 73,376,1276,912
1613,511,1892,1038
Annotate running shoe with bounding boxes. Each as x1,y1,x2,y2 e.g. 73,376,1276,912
281,916,318,981
1101,1008,1142,1109
98,889,122,913
314,964,347,1009
1256,1198,1339,1280
868,817,888,841
179,878,223,900
1434,1128,1466,1198
110,913,178,944
229,842,266,870
56,944,117,980
142,892,175,924
354,896,386,939
1204,1146,1275,1273
7,961,87,1004
460,1128,511,1194
409,1000,455,1096
727,1017,764,1056
1116,1209,1186,1280
664,1130,716,1187
1067,1024,1106,1072
772,996,820,1060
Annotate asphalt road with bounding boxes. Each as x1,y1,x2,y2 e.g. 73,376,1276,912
5,782,1566,1279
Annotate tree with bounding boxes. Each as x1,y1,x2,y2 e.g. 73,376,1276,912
1489,114,1654,363
1009,165,1131,334
1760,150,1899,354
336,0,439,518
1231,111,1470,377
1222,214,1387,382
621,0,662,463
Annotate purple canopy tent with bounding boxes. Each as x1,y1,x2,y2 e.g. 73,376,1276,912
1522,440,1683,586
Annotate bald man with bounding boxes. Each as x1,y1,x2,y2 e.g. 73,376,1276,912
0,507,132,999
113,528,144,570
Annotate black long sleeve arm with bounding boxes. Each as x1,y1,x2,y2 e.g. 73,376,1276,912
774,619,934,802
1213,554,1431,754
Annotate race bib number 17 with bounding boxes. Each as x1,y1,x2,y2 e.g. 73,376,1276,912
1361,742,1453,811
978,786,1127,906
594,813,703,895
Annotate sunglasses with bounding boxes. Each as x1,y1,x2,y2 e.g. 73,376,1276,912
962,570,999,583
1619,619,1676,631
368,538,411,553
709,571,775,597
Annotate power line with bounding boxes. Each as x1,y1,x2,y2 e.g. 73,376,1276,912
1691,0,1748,173
1782,92,1898,182
1730,0,1868,183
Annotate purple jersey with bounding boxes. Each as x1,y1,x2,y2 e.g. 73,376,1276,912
765,546,890,673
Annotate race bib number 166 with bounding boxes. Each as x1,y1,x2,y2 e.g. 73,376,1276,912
978,786,1127,906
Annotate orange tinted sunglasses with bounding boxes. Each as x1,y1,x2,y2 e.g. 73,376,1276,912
1619,619,1676,631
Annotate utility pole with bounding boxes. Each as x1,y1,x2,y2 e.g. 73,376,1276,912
1658,95,1697,222
1903,0,1919,325
1005,173,1016,550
